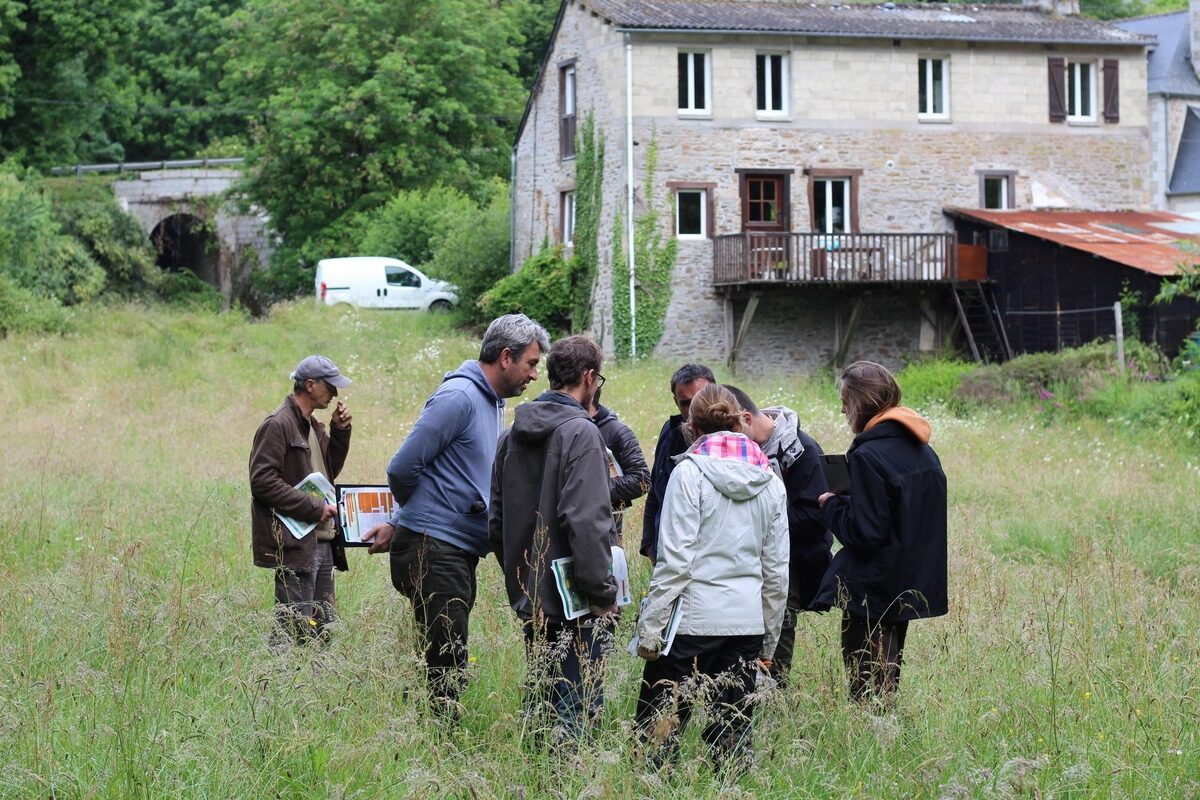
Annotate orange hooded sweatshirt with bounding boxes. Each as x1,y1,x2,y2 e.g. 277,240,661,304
863,406,931,444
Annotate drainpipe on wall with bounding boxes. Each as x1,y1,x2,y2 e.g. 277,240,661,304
625,33,638,358
510,147,518,272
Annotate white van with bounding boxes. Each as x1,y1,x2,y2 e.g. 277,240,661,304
314,257,458,311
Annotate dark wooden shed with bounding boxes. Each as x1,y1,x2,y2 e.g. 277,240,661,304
946,209,1200,356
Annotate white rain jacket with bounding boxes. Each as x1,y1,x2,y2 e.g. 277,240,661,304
637,443,790,659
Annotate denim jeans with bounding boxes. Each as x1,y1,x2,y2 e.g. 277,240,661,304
389,529,479,709
521,616,615,741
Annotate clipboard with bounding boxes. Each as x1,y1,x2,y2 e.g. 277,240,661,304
819,454,851,495
336,484,395,547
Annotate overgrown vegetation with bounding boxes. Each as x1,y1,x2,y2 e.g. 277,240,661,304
570,115,603,330
2,303,1197,798
612,138,676,359
479,245,573,334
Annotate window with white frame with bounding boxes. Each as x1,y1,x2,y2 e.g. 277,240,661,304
812,178,852,234
1067,61,1095,121
560,64,577,159
677,51,710,114
918,57,949,119
561,191,576,245
979,171,1016,210
675,189,707,238
756,53,788,116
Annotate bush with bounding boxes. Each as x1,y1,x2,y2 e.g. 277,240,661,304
53,198,162,296
350,184,477,268
0,275,69,336
479,245,573,334
0,170,106,305
158,270,223,312
425,182,511,323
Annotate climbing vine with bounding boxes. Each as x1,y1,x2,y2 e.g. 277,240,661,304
612,137,676,359
570,114,603,330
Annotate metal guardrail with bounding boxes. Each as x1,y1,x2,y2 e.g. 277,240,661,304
49,157,245,176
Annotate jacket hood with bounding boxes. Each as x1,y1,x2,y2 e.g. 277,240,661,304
863,406,931,443
680,432,775,501
512,391,588,442
591,403,615,427
761,405,805,474
444,360,503,407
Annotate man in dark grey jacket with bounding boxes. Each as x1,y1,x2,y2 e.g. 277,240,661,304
490,335,618,741
587,386,650,542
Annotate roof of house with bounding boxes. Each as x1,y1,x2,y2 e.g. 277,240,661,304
582,0,1153,46
1114,11,1200,97
945,208,1200,276
1170,106,1200,196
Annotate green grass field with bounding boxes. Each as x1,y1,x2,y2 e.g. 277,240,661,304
3,302,1197,798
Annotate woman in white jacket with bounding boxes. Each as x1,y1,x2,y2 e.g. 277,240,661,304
635,384,790,771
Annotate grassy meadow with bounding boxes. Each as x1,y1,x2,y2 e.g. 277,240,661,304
2,302,1198,799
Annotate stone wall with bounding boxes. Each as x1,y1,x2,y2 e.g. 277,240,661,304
513,7,1153,369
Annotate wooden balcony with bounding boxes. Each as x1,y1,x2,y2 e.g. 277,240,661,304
713,232,958,287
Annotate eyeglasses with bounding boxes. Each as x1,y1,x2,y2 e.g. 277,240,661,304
594,371,606,388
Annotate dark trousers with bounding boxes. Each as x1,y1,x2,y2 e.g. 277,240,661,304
635,634,761,771
272,540,336,646
521,616,615,741
389,529,479,709
841,611,909,703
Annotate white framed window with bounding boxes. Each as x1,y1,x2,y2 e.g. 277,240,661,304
918,57,949,120
756,52,788,116
560,63,577,159
675,189,707,239
561,191,576,245
1067,61,1096,122
677,51,711,115
978,171,1016,210
813,178,852,234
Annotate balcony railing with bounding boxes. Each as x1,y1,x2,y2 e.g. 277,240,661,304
713,232,958,286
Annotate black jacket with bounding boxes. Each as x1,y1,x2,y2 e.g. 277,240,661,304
772,426,833,611
811,412,947,623
489,391,618,620
639,414,689,560
591,404,650,510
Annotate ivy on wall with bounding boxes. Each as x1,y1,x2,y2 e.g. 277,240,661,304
570,114,603,330
612,137,676,359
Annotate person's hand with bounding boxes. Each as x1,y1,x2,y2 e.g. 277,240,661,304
637,645,660,661
818,492,836,508
331,401,352,430
361,521,395,554
319,503,338,522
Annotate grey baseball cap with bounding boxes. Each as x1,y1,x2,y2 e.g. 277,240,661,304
290,355,352,388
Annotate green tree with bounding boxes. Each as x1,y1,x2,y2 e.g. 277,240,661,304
350,184,477,268
221,0,525,299
426,179,512,322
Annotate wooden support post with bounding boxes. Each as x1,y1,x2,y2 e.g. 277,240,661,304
727,292,761,372
831,294,866,369
951,286,981,363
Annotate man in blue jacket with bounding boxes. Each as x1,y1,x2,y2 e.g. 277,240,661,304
363,314,549,718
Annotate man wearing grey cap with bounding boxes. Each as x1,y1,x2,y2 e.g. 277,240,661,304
250,355,354,646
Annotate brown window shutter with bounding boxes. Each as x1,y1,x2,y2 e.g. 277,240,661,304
1103,59,1119,123
1048,58,1066,123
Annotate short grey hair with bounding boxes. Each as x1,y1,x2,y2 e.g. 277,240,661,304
479,313,551,364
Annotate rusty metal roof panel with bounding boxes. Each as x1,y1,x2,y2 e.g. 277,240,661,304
945,208,1200,277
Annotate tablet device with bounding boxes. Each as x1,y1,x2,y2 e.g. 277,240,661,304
337,484,395,547
820,454,851,495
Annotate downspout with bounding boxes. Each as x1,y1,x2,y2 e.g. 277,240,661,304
510,147,518,271
625,33,638,358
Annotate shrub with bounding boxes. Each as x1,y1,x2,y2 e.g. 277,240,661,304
53,199,162,296
0,275,69,336
897,358,976,414
425,182,511,323
158,270,223,312
479,245,572,334
350,184,477,268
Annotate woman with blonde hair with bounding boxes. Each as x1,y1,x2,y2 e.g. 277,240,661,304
813,360,947,704
635,383,789,771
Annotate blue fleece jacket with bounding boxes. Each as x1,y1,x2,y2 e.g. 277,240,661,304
387,360,504,556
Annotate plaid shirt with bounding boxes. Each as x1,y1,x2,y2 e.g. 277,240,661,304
687,432,771,471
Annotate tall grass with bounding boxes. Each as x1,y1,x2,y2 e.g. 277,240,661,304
2,303,1197,798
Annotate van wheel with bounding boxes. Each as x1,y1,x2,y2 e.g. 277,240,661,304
429,300,453,313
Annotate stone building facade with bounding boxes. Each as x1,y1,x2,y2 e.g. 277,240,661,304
512,0,1153,373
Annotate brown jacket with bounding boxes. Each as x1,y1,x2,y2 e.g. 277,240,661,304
250,394,351,571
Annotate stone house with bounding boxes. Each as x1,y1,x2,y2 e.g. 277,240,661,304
511,0,1154,372
1116,0,1200,216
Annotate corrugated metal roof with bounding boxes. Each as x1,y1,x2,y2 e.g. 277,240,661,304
585,0,1154,46
945,208,1200,276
